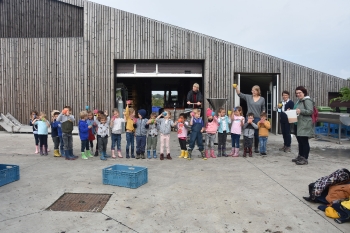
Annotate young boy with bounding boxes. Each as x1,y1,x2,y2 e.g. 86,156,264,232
51,111,61,157
146,112,158,159
95,113,110,160
217,108,231,157
135,109,148,159
242,112,258,157
110,108,125,158
187,109,206,160
79,111,93,159
57,106,76,160
257,112,271,156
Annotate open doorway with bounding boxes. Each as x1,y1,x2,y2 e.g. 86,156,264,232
234,73,280,134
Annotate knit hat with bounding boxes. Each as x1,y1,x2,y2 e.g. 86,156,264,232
206,108,212,117
138,109,147,118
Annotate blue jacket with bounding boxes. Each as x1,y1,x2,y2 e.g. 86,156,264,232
57,122,62,137
51,120,59,137
217,116,231,133
79,120,89,140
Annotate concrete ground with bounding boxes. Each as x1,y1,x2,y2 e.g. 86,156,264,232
1,131,350,233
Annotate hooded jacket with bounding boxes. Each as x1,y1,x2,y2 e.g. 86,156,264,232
79,120,89,140
294,96,314,137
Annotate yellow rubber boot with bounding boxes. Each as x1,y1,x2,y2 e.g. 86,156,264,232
179,150,185,158
184,150,188,159
54,149,61,157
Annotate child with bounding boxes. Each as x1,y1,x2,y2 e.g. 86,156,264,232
205,108,219,159
87,111,96,154
79,111,93,159
33,112,50,155
124,104,135,159
257,112,271,156
95,113,110,160
94,110,105,157
135,109,148,159
51,110,61,157
156,110,175,160
110,108,125,158
217,108,231,157
57,106,76,160
146,112,158,159
187,109,206,160
229,106,245,157
57,115,64,158
176,113,190,159
242,112,258,157
29,110,40,153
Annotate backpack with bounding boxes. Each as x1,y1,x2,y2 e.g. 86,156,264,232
303,100,318,124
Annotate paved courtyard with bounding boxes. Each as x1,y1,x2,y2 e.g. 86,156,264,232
1,131,350,233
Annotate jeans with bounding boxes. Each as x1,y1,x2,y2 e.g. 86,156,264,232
52,136,60,149
281,122,291,147
59,136,64,153
62,133,73,150
126,132,135,155
111,133,122,151
147,136,158,151
38,134,48,148
205,133,216,149
81,139,89,152
188,131,204,151
231,133,240,148
98,135,108,153
33,133,39,145
136,135,146,154
259,136,268,153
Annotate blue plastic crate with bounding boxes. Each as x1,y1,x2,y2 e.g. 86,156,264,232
151,106,161,113
0,164,20,187
315,126,328,135
103,164,148,189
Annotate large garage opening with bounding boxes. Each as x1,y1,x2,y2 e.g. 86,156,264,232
234,73,280,134
114,61,204,120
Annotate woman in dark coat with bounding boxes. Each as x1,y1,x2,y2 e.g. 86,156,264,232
278,91,294,153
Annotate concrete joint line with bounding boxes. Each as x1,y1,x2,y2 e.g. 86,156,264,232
0,211,41,223
101,213,140,233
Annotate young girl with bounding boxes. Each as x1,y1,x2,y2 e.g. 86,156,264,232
95,113,110,160
205,108,219,159
29,110,40,153
51,111,61,157
110,108,125,158
217,108,231,157
230,106,245,157
176,113,190,159
156,110,175,160
146,112,158,159
33,112,50,155
124,104,135,159
79,111,93,159
86,111,96,155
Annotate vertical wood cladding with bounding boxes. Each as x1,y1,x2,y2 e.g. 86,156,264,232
0,0,83,38
0,0,348,125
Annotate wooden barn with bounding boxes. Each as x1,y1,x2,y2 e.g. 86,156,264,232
0,0,348,134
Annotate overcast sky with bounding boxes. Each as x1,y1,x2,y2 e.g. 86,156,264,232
92,0,350,79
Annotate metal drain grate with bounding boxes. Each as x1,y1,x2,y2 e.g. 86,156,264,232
46,193,112,212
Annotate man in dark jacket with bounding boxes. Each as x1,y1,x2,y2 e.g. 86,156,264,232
186,83,203,109
278,91,294,153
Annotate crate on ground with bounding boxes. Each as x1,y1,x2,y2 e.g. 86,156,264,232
151,106,161,114
315,126,328,135
0,164,20,187
103,164,148,189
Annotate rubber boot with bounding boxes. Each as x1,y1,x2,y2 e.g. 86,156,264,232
229,148,235,156
117,150,123,158
60,149,65,158
147,150,151,159
39,146,44,156
205,150,210,159
65,150,76,160
35,145,39,154
200,150,207,160
86,150,93,158
222,146,227,157
233,148,240,157
53,149,59,157
249,147,253,157
153,150,157,158
160,153,164,160
136,153,140,159
94,150,99,157
179,150,185,158
100,151,107,160
166,153,172,160
81,152,88,160
187,150,192,160
126,149,130,159
217,146,222,157
70,150,78,159
141,153,146,159
184,150,188,159
210,149,216,158
44,146,48,156
111,149,116,159
243,148,247,157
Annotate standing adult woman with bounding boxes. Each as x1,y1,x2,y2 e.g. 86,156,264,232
235,85,265,153
278,91,294,153
292,86,314,165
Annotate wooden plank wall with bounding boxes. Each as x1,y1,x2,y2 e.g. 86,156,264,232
0,0,83,38
0,0,348,124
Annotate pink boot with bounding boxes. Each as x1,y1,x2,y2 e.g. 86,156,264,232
117,150,123,158
111,149,116,159
35,145,39,154
210,149,216,158
229,148,235,156
205,150,210,158
233,148,239,157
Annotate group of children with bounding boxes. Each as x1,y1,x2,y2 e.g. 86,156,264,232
29,103,271,161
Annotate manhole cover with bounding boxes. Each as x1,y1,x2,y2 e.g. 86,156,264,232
46,193,112,212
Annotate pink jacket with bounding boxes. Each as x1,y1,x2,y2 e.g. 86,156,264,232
206,117,219,134
177,121,189,138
